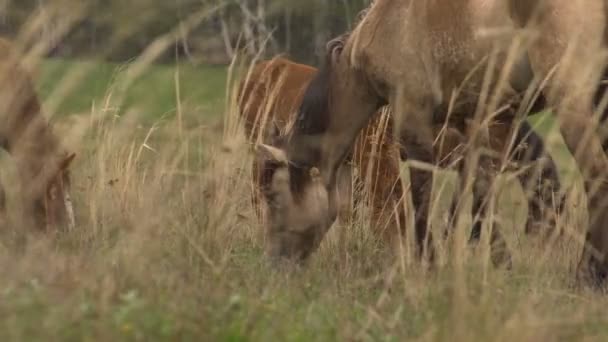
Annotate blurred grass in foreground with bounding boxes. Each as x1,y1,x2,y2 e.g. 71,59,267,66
0,56,604,341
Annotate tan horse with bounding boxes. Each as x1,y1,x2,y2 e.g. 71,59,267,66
0,37,76,231
258,0,608,284
245,55,561,263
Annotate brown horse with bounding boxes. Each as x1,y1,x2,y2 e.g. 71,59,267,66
238,56,405,240
258,0,608,284
0,37,76,232
243,55,561,262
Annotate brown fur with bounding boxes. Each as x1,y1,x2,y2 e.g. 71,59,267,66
242,56,561,255
0,37,76,232
507,0,608,285
258,1,587,271
238,57,405,240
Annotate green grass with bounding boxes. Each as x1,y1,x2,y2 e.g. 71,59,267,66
37,58,228,123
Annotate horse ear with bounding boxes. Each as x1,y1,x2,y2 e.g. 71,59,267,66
60,152,76,170
255,143,288,165
326,33,348,64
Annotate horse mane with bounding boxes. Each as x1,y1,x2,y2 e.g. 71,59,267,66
289,0,381,139
285,3,380,192
281,54,336,197
291,59,332,137
290,0,380,138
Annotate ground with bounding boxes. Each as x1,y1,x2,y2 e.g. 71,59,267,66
0,57,607,341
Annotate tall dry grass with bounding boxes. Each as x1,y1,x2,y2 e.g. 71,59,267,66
0,1,607,341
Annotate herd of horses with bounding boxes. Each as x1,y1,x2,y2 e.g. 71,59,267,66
3,0,608,290
238,55,561,252
238,0,608,287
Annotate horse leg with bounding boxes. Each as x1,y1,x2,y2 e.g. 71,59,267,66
468,181,513,269
439,139,512,268
500,119,564,236
393,91,437,263
515,151,563,237
516,0,608,285
459,145,513,268
520,162,563,236
556,77,608,283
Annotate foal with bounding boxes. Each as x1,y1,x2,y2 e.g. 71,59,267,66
0,37,76,231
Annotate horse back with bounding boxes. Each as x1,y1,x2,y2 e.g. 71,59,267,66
237,57,317,141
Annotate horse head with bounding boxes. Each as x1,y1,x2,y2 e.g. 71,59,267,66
33,151,76,232
254,122,336,265
252,22,389,266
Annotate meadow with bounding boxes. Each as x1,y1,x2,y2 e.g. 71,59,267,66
0,55,607,342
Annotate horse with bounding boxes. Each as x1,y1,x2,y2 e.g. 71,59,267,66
0,37,76,232
238,56,406,240
244,55,561,263
257,0,608,284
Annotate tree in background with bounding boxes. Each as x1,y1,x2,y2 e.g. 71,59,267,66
220,0,369,64
0,0,371,65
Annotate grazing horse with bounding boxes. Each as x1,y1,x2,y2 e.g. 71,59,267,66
238,56,405,240
0,37,76,231
245,55,561,262
257,0,608,284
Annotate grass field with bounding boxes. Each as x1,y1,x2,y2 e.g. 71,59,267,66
0,56,607,341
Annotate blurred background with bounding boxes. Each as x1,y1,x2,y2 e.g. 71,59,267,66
0,0,370,65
